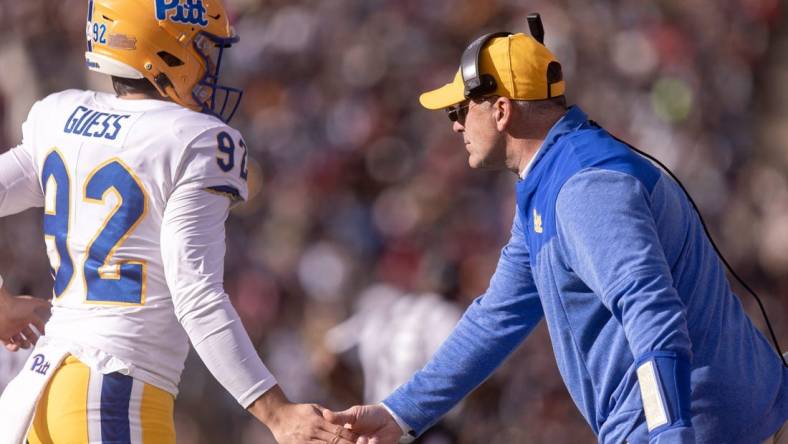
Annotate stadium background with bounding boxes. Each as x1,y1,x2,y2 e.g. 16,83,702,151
0,0,786,442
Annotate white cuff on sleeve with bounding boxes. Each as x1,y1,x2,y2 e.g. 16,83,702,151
380,403,416,443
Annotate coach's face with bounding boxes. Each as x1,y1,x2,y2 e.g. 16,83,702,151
450,97,508,170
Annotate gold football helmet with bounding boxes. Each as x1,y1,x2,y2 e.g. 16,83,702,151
86,0,242,122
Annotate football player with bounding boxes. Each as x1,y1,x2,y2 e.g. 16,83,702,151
0,1,356,443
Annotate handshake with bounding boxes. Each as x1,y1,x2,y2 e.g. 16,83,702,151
321,404,407,444
249,386,408,444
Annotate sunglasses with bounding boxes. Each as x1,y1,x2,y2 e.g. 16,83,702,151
446,101,471,123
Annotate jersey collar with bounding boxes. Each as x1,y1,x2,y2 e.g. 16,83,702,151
521,105,588,180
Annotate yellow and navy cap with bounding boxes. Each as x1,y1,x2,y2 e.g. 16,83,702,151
419,33,565,110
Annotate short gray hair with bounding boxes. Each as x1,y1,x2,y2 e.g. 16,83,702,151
511,96,567,115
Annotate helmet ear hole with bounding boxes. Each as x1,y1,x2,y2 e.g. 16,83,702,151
157,51,184,67
154,72,174,93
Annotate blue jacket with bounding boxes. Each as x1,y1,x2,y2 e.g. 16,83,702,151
383,106,787,443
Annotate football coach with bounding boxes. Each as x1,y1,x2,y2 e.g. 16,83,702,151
327,18,788,444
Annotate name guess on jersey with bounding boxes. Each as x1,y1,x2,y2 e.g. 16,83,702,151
64,106,130,140
155,0,208,27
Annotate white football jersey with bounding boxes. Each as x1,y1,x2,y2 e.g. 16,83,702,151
9,89,251,395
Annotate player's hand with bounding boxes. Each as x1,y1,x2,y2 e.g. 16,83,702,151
248,385,358,444
324,404,404,444
0,289,50,351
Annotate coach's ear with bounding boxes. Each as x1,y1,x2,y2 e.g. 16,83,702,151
493,97,513,132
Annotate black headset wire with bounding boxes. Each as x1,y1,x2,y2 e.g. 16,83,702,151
595,123,787,368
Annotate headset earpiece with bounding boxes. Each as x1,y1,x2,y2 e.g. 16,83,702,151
459,13,556,101
460,31,512,99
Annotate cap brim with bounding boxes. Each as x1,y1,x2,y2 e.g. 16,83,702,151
418,70,466,110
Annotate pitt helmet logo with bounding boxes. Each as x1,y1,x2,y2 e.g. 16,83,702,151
30,354,51,376
155,0,208,27
533,208,543,234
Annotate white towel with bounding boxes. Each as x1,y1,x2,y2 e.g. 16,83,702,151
0,336,71,444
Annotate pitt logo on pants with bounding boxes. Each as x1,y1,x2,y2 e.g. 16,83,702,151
30,354,51,376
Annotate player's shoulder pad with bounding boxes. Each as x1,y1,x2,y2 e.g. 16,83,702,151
171,109,233,145
180,120,245,158
28,89,94,120
21,90,96,151
174,119,249,203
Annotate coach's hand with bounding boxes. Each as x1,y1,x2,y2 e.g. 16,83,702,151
0,288,50,351
324,404,404,444
248,385,358,444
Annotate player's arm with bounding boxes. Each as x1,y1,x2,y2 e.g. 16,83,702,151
0,145,43,217
162,127,356,444
330,209,544,441
0,103,49,350
0,99,45,217
555,169,694,443
0,144,48,346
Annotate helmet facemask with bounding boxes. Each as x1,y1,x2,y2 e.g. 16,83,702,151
192,32,243,123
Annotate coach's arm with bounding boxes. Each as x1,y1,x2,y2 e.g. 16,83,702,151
329,208,544,441
556,169,695,443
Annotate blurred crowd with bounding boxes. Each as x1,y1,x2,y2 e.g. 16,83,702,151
0,0,786,443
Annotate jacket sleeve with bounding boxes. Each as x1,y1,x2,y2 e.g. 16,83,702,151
383,208,544,436
555,168,694,443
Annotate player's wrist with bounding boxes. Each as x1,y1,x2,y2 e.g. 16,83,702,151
0,278,11,306
247,384,290,426
0,282,13,329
